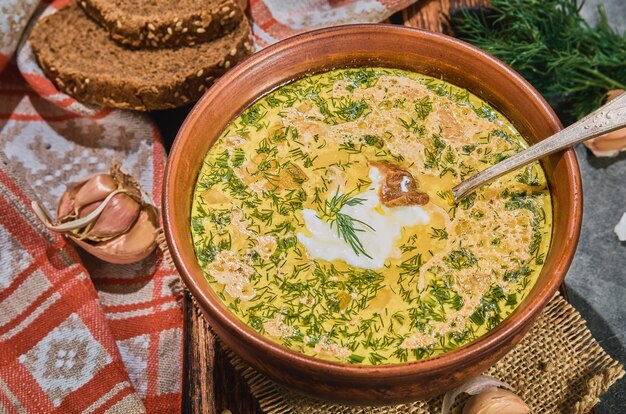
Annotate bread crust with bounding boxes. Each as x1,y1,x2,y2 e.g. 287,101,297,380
30,4,253,111
78,0,244,49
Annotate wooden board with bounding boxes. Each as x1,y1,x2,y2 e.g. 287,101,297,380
180,1,581,412
182,297,260,413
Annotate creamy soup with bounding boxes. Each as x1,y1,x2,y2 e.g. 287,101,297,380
191,68,552,365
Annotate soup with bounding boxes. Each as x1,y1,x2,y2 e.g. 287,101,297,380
191,68,552,365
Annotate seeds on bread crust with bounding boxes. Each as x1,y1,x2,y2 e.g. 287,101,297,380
30,4,253,111
78,0,243,49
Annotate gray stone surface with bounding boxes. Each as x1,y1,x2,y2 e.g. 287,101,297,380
566,2,626,412
580,0,626,34
568,146,626,412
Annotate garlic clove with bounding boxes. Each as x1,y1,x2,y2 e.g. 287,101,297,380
57,182,82,219
78,193,140,241
584,89,626,157
73,173,118,213
605,89,624,100
462,389,530,414
583,128,626,157
441,375,513,414
71,204,159,264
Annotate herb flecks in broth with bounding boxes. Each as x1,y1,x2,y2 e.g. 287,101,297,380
192,68,552,365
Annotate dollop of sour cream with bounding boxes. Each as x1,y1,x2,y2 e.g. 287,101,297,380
297,166,430,270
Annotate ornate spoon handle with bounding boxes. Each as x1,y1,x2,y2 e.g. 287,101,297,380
452,92,626,201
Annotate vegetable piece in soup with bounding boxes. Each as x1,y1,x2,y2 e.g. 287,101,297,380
191,68,552,365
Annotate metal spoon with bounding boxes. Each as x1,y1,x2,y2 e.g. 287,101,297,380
452,92,626,201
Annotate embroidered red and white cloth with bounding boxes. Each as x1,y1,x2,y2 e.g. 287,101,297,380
249,0,415,47
0,0,416,412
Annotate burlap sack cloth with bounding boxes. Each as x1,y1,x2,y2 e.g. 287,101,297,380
218,294,623,413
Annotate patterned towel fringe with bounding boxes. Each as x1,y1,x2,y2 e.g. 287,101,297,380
156,227,175,269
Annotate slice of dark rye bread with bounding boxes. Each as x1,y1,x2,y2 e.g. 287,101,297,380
78,0,244,49
30,4,253,111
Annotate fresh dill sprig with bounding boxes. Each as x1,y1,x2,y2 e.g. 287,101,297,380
452,0,626,122
318,189,375,258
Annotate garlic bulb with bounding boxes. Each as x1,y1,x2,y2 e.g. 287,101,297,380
584,89,626,157
462,389,530,414
441,375,530,414
32,163,159,264
441,375,513,414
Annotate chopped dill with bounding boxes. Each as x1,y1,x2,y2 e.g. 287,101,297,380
414,96,433,120
430,227,449,240
444,249,478,270
361,134,384,149
333,97,370,122
231,148,245,168
343,68,380,92
472,103,498,121
516,165,541,187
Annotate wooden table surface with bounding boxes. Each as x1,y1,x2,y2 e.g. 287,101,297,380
180,1,585,413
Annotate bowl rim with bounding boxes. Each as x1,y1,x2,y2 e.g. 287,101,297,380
164,24,582,378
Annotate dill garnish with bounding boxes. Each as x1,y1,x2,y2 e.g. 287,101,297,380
333,97,370,122
318,189,375,258
231,148,245,168
398,117,426,135
414,96,433,120
343,68,380,92
462,144,476,155
361,134,384,149
452,0,626,122
424,134,446,170
516,164,541,187
430,227,449,240
444,248,478,270
237,104,268,134
348,354,365,363
472,103,498,121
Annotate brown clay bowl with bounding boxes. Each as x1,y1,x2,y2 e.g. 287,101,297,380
164,25,582,405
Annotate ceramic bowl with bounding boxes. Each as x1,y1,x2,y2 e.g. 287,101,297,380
164,25,582,405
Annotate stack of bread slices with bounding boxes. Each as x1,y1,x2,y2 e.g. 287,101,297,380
30,0,253,111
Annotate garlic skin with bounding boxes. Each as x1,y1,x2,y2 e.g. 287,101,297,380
462,389,531,414
235,0,248,12
584,89,626,157
32,163,159,264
